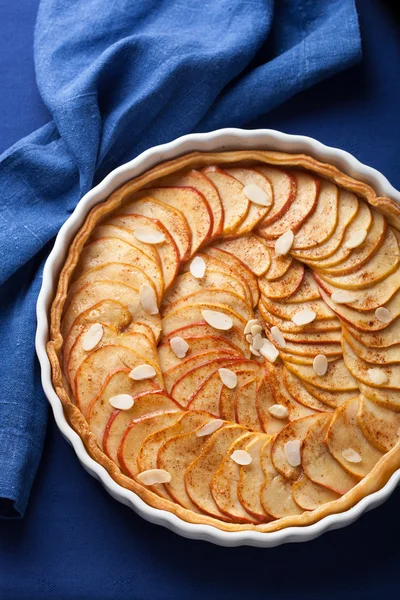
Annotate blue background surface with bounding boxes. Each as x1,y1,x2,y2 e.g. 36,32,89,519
0,1,399,598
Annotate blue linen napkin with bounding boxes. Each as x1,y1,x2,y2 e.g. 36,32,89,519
0,0,361,518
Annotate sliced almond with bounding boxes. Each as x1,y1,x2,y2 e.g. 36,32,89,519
284,440,301,467
270,326,286,348
268,404,289,419
331,291,357,304
134,227,165,244
342,448,362,463
196,419,224,437
189,256,206,279
201,309,233,331
251,324,263,337
170,336,189,358
139,283,159,315
250,345,261,356
243,183,272,206
275,230,294,256
292,309,316,326
246,334,253,343
313,354,328,377
82,323,103,351
345,229,367,249
136,469,171,485
129,364,157,381
108,394,134,410
252,333,263,351
218,368,238,389
244,319,259,334
375,307,393,324
231,449,252,465
260,339,279,362
367,368,388,385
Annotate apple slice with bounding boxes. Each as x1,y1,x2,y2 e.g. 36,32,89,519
256,376,288,435
260,304,341,334
259,261,304,300
218,367,260,421
163,349,240,393
260,438,303,518
183,252,253,307
86,369,160,446
203,247,259,307
345,320,400,349
158,335,243,372
291,180,339,249
260,294,336,322
285,269,321,304
119,411,181,478
163,269,249,307
358,382,400,411
263,361,319,420
105,214,180,289
103,390,180,464
185,424,248,519
292,190,358,261
122,195,191,261
156,169,224,238
271,414,327,481
68,262,155,302
302,415,359,494
62,300,132,368
74,344,163,415
157,426,219,514
280,351,340,367
255,166,296,226
307,200,372,269
314,268,400,314
343,338,400,389
73,237,163,300
319,211,386,277
137,411,211,473
358,394,400,452
68,323,159,387
202,167,249,235
173,356,253,409
90,225,160,265
137,186,212,255
258,172,318,239
161,322,249,357
162,289,253,323
325,397,384,478
237,435,272,521
285,358,358,392
62,281,161,341
213,236,271,277
343,328,400,365
210,432,258,523
234,377,262,431
161,303,247,337
224,167,273,235
264,251,292,282
292,474,340,510
266,332,342,359
282,369,334,412
317,227,399,290
301,379,355,408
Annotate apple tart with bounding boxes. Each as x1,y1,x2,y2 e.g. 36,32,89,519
48,150,400,532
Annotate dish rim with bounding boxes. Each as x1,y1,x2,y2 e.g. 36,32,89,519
36,127,400,547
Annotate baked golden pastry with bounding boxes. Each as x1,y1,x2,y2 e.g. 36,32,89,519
47,150,400,532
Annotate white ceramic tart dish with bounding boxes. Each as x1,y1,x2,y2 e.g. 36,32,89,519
36,129,400,547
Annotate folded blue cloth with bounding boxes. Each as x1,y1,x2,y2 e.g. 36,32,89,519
0,0,361,517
